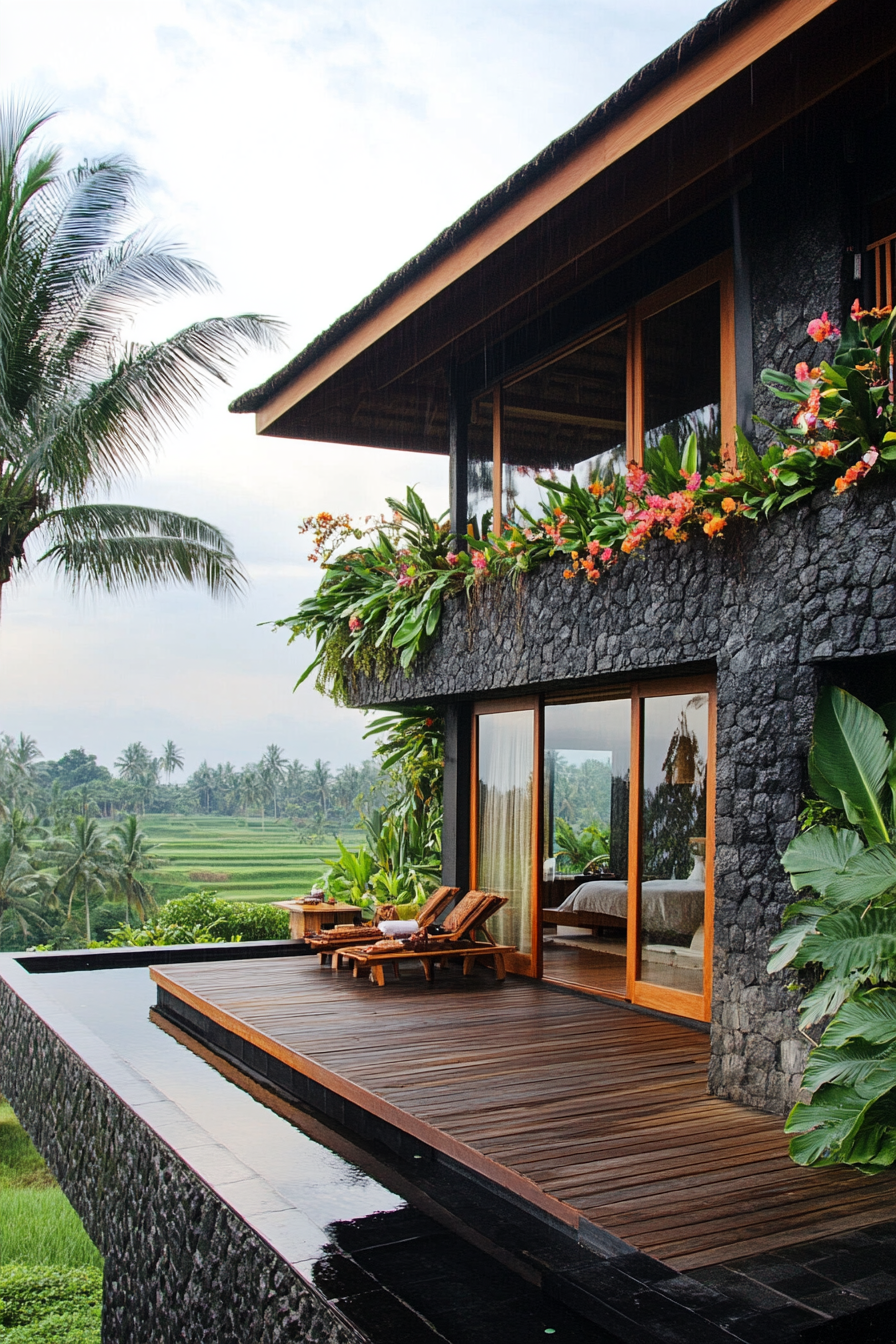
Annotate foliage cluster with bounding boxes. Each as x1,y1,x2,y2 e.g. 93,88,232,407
281,305,896,696
0,1266,102,1343
320,709,444,908
93,891,289,946
771,687,896,1173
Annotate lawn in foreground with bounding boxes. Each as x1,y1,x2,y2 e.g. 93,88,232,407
0,1100,102,1343
131,814,360,904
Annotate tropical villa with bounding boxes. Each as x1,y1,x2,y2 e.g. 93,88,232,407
3,1,896,1340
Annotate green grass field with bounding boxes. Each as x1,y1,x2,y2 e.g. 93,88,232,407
135,814,361,904
0,1099,102,1343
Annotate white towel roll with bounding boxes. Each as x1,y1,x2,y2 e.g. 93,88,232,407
378,919,419,937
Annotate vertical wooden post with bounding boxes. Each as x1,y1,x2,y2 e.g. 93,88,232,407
442,702,473,892
448,363,469,541
492,383,503,534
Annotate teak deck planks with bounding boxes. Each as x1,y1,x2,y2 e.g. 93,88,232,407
151,957,896,1270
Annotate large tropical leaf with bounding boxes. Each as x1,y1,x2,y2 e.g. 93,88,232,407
780,825,863,894
823,842,896,907
801,1039,896,1092
767,901,827,972
796,906,896,981
822,987,896,1048
808,688,893,844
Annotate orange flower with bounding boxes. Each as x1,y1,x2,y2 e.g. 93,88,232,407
562,568,575,579
721,497,737,513
703,516,726,536
588,482,605,497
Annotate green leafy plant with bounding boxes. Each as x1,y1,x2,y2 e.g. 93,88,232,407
0,1266,102,1343
94,891,288,946
770,686,896,1173
553,818,610,873
282,304,896,686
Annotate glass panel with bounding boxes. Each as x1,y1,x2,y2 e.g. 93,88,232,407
642,283,721,465
638,693,709,997
499,324,627,528
541,699,630,996
467,392,494,538
476,710,534,955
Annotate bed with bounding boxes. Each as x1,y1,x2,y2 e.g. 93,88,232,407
543,876,705,937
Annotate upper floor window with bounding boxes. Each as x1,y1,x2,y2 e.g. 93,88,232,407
467,253,735,532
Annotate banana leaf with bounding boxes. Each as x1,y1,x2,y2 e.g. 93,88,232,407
801,1039,896,1092
808,687,892,845
780,825,863,894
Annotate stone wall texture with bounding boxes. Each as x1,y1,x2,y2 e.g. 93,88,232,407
0,978,361,1344
340,180,893,1116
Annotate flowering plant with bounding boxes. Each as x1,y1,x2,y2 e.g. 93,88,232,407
280,303,896,689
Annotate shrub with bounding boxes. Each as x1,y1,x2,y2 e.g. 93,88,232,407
93,891,289,946
0,1265,102,1343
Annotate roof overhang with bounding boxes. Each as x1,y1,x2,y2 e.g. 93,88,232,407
233,0,892,454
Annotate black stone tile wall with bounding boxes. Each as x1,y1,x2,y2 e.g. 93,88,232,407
0,974,361,1344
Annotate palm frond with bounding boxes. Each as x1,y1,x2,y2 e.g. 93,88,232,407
40,505,247,598
28,314,287,494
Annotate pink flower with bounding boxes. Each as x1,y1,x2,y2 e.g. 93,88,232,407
397,575,414,588
600,548,613,563
348,615,363,632
686,471,701,492
587,540,601,556
783,446,800,458
446,552,459,566
794,361,810,380
626,464,648,494
645,494,667,509
471,551,488,571
864,448,880,467
807,311,840,343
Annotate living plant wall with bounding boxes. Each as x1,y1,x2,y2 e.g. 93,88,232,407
278,303,896,703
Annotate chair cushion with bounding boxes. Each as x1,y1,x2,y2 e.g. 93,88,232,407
443,891,486,933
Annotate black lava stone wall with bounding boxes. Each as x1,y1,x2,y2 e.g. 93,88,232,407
0,979,360,1344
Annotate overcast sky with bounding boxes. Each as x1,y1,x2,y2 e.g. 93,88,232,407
1,0,712,775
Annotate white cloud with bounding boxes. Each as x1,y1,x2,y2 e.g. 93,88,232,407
0,0,712,773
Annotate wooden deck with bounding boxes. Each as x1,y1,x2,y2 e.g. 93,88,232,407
151,957,896,1271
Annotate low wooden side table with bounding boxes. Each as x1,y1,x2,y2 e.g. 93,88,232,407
273,900,361,941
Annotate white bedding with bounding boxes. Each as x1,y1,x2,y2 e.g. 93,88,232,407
556,879,704,936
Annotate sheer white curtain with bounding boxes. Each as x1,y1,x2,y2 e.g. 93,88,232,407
476,710,534,953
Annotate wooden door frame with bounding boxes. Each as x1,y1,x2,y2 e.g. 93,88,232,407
471,697,542,977
626,674,716,1022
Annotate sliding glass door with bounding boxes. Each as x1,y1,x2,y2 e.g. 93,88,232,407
471,699,541,977
628,681,714,1019
473,678,715,1019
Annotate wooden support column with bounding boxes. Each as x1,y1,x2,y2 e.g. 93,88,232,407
447,364,469,540
442,702,472,892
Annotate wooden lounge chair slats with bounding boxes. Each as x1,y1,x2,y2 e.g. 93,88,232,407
309,885,459,960
332,891,512,985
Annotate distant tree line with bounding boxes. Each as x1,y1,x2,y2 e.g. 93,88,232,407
0,733,384,830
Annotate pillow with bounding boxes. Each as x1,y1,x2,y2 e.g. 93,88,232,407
443,891,485,933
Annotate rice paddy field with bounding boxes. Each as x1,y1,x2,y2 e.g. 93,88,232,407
135,815,361,904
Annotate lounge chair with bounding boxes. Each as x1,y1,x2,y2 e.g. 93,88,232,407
333,889,513,985
308,885,459,960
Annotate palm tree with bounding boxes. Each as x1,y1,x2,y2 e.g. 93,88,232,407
191,761,214,812
0,101,285,622
311,759,332,820
48,815,118,942
115,742,152,781
110,813,159,924
0,732,42,807
0,814,56,949
259,744,286,821
160,740,184,783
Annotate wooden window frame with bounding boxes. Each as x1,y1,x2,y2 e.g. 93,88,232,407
486,250,736,527
630,253,736,467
